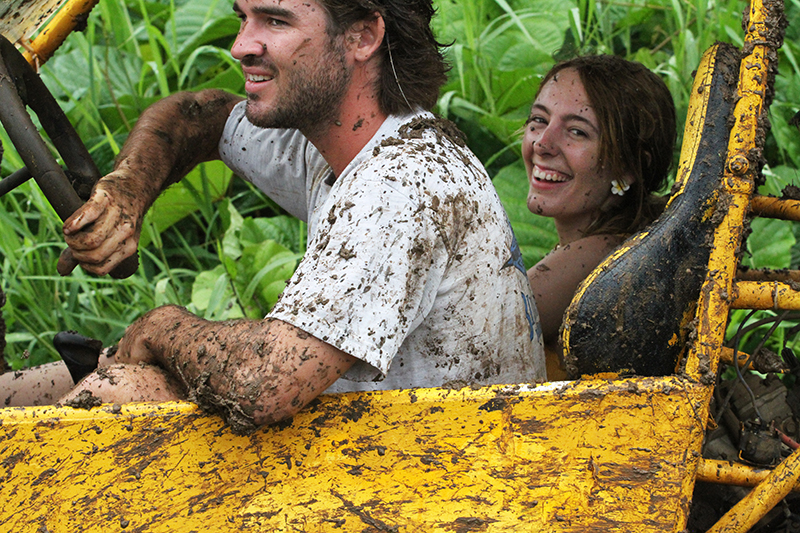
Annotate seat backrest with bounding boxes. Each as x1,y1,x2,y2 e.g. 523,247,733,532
561,43,742,378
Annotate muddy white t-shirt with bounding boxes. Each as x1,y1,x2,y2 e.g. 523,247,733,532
219,103,545,391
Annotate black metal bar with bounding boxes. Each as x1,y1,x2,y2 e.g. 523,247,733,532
0,167,32,196
0,35,83,220
0,35,101,197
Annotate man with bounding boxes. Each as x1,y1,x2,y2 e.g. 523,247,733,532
15,0,545,432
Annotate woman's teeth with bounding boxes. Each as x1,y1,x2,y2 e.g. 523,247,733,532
532,167,569,182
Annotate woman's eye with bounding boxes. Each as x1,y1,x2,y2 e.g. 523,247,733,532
569,128,587,137
528,116,546,129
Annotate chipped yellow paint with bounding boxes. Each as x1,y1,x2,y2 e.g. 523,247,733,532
0,0,97,66
21,0,98,66
732,280,800,310
751,196,800,222
697,459,800,492
707,446,800,533
0,378,709,532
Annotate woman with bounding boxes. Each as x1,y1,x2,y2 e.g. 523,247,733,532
523,55,677,378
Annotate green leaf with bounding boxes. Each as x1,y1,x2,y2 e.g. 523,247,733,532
140,160,232,248
191,265,244,320
240,215,305,253
236,241,300,317
744,218,795,270
492,161,558,268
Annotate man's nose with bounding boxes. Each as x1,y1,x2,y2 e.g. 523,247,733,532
231,23,265,60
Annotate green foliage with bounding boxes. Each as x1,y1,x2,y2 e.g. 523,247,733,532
0,0,284,367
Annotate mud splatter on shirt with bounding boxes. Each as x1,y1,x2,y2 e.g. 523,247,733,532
219,104,545,391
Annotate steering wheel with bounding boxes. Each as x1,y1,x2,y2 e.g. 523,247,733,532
0,34,138,279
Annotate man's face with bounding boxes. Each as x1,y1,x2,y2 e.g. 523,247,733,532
231,0,352,138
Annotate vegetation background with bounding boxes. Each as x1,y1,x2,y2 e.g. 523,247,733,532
0,0,798,369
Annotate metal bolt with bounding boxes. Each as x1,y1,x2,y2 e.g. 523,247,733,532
728,155,750,175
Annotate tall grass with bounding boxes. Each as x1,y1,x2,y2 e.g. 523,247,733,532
0,0,302,366
1,0,799,365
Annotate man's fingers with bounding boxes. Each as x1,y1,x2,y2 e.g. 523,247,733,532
62,194,107,235
56,248,79,277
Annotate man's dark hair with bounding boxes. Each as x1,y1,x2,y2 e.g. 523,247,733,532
318,0,449,115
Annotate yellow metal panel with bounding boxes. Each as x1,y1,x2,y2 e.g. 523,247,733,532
0,378,709,532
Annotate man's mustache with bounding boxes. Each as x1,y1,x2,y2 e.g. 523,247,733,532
240,56,276,70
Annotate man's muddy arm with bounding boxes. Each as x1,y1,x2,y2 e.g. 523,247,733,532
116,305,356,433
61,90,243,276
110,89,243,202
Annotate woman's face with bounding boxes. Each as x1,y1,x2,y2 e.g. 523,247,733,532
523,68,626,242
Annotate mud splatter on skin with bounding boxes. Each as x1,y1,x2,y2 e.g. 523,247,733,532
123,306,351,435
65,91,241,273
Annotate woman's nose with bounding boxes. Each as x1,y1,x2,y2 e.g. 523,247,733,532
533,126,557,155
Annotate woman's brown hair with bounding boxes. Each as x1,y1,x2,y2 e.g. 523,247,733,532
535,55,677,236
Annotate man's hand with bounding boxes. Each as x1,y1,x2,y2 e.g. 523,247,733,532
59,176,143,276
113,306,177,366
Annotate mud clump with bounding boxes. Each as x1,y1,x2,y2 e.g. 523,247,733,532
63,389,102,409
782,185,800,201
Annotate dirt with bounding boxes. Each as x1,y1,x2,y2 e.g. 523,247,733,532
782,184,800,200
63,389,102,409
397,116,467,148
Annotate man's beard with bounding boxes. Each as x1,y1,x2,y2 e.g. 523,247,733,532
244,37,352,138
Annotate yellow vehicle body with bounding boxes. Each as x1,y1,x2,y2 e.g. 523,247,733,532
1,0,799,531
2,378,707,532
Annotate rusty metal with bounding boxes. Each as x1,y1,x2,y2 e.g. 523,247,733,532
737,267,800,283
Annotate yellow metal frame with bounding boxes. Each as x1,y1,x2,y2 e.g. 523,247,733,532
21,0,98,66
0,0,98,67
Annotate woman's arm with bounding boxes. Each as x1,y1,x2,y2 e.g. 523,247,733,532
528,234,624,347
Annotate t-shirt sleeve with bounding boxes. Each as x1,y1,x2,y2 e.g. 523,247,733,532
218,102,328,222
269,173,447,381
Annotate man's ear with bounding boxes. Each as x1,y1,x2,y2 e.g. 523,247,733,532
347,13,385,63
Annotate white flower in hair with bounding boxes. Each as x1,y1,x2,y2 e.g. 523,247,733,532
611,179,630,196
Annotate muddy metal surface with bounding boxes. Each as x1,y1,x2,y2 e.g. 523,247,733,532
562,43,740,378
0,377,709,532
0,0,64,42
